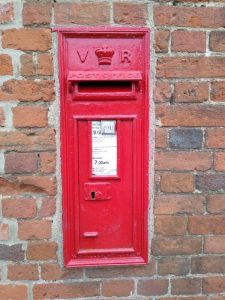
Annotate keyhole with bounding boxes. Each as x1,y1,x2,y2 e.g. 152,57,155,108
91,191,95,199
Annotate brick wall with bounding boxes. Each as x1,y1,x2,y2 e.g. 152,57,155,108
0,0,225,299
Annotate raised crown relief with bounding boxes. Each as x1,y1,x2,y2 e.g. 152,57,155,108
95,45,114,65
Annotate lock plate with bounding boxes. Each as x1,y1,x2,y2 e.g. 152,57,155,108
84,182,112,201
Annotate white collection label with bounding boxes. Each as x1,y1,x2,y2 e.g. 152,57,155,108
92,121,117,176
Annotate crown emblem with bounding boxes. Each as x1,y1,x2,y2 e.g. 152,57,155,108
95,45,114,65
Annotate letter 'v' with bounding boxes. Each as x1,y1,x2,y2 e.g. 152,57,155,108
77,49,89,63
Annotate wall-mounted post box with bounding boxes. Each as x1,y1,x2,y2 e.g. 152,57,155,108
56,27,150,267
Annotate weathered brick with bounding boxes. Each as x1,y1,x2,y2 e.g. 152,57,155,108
188,215,225,234
2,28,52,51
0,80,54,102
161,172,194,193
171,278,201,295
55,2,110,25
0,244,24,261
154,81,172,103
207,194,225,214
23,3,52,25
157,57,225,79
154,6,225,28
0,108,5,127
37,54,53,76
20,54,35,77
18,220,52,240
155,151,212,171
113,3,147,25
155,216,187,235
0,285,27,300
26,241,57,260
0,129,56,152
210,31,225,52
204,236,225,254
174,82,208,103
38,197,56,217
154,194,205,215
0,223,9,240
206,129,225,148
5,152,38,174
156,128,167,148
214,152,225,171
102,280,134,297
169,129,203,149
33,282,100,299
192,256,225,274
171,31,206,52
211,82,225,102
155,30,170,53
39,152,56,173
152,237,202,255
8,264,39,280
0,3,13,24
196,174,225,191
41,263,82,281
2,198,36,218
158,257,189,276
137,279,168,296
0,54,13,75
157,105,225,127
13,106,48,128
203,277,225,293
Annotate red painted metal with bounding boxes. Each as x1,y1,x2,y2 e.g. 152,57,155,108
54,27,150,267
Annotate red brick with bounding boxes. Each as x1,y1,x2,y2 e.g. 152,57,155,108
0,285,27,300
204,236,225,253
113,3,147,25
210,31,225,52
211,82,225,102
206,129,225,148
17,175,56,196
0,108,5,127
207,194,225,214
20,54,35,77
2,198,36,218
13,106,48,128
33,282,100,299
214,152,225,171
154,194,205,215
0,129,56,152
196,173,225,192
156,128,167,148
203,277,225,293
155,216,187,236
18,220,52,240
172,31,206,52
137,279,168,296
160,172,194,193
39,152,56,173
5,152,38,174
102,280,134,297
174,82,208,103
188,215,225,234
192,256,225,274
157,104,225,127
0,54,13,75
158,257,189,276
157,57,225,79
154,6,225,28
26,241,57,260
154,81,172,103
37,54,53,76
171,278,201,295
0,3,13,24
155,30,170,53
159,297,207,300
155,151,212,171
152,237,202,255
8,264,39,280
0,79,54,102
0,223,9,240
23,3,52,25
38,197,56,217
55,2,110,25
2,28,52,51
41,263,82,281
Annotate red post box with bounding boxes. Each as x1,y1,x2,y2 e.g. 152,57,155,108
55,27,150,267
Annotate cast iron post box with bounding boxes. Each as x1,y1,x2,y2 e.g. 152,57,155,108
56,27,150,267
